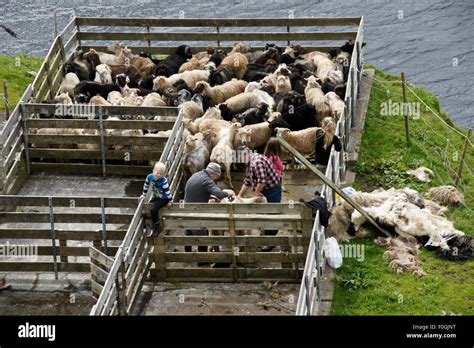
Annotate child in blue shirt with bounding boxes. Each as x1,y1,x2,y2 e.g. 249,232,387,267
142,162,172,236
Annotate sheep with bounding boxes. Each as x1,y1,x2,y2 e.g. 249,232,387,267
194,79,248,105
155,45,193,77
204,49,227,71
153,70,209,93
425,185,465,206
32,128,83,149
233,102,269,126
54,93,73,105
74,81,120,103
312,54,337,80
210,122,241,189
121,47,156,77
276,93,316,130
276,127,320,155
107,91,123,105
305,76,331,122
326,91,345,121
86,48,126,66
178,57,203,73
65,50,95,81
275,75,292,93
108,64,141,82
184,106,223,134
94,64,113,84
235,121,272,150
141,92,166,107
219,52,248,79
219,90,275,121
90,95,112,106
183,132,204,155
182,129,214,179
59,72,80,98
179,100,203,120
209,65,236,86
255,46,281,65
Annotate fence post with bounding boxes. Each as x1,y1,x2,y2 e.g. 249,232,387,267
20,102,31,175
401,72,411,146
216,26,220,48
3,80,10,120
100,197,108,255
48,196,59,280
304,274,311,316
53,10,58,38
301,205,313,258
146,25,151,49
350,68,356,129
98,106,107,177
454,128,472,187
228,204,238,282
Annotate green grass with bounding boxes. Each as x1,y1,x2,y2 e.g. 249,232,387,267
0,55,44,111
330,66,474,315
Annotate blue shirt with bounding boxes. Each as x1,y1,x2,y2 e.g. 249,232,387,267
143,174,172,200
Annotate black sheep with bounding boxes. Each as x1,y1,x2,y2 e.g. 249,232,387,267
155,45,192,77
268,118,291,136
209,65,236,86
255,46,281,65
191,93,214,111
139,75,155,90
219,104,249,122
208,49,227,67
277,93,316,130
233,102,269,126
139,51,163,65
74,81,120,103
243,63,276,82
65,50,95,81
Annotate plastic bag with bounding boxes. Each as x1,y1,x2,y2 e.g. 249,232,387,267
324,237,343,269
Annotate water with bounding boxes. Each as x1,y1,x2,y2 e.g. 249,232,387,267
1,0,473,128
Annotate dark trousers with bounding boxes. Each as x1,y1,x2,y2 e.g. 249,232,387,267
261,182,282,236
150,197,170,225
184,229,208,252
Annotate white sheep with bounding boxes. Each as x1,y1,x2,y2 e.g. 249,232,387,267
210,123,242,189
275,75,292,93
179,101,203,120
326,91,345,121
305,76,331,122
94,64,113,84
195,79,248,105
59,72,80,98
107,91,123,105
275,127,320,155
234,121,272,150
54,93,73,105
141,93,166,107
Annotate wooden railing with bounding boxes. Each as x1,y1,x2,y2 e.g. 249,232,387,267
0,195,137,276
21,104,178,177
90,110,184,316
75,17,361,55
295,17,365,316
146,202,313,282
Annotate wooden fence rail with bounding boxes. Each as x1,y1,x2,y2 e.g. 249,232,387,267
0,195,137,276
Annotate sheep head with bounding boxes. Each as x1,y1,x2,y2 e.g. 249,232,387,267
107,42,125,54
153,76,171,92
275,127,290,138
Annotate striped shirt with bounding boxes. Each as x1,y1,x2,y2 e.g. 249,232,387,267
143,174,172,200
243,153,280,190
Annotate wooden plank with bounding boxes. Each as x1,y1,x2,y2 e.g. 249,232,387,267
78,31,357,42
24,103,179,117
79,45,341,55
0,262,90,272
91,279,103,297
91,262,110,284
165,268,301,281
123,219,145,266
125,230,147,282
153,233,167,281
164,236,299,246
63,32,78,56
165,252,303,263
0,85,32,144
0,212,133,224
155,203,302,215
28,134,168,147
75,17,361,27
3,153,23,192
3,135,23,173
59,17,78,42
90,247,115,268
125,238,149,299
27,118,175,130
29,148,162,161
0,228,127,240
0,119,21,160
30,163,150,176
0,195,137,208
161,212,301,221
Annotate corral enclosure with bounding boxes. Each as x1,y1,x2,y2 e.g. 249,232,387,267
0,16,364,316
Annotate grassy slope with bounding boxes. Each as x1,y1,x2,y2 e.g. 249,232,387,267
0,55,43,111
330,66,473,315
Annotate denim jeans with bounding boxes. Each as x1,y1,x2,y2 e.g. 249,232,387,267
261,182,282,236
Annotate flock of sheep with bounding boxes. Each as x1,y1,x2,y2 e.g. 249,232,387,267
48,40,353,184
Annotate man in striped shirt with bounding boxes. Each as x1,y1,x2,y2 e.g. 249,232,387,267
238,150,282,251
142,162,172,236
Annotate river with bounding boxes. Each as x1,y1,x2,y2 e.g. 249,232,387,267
1,0,472,127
